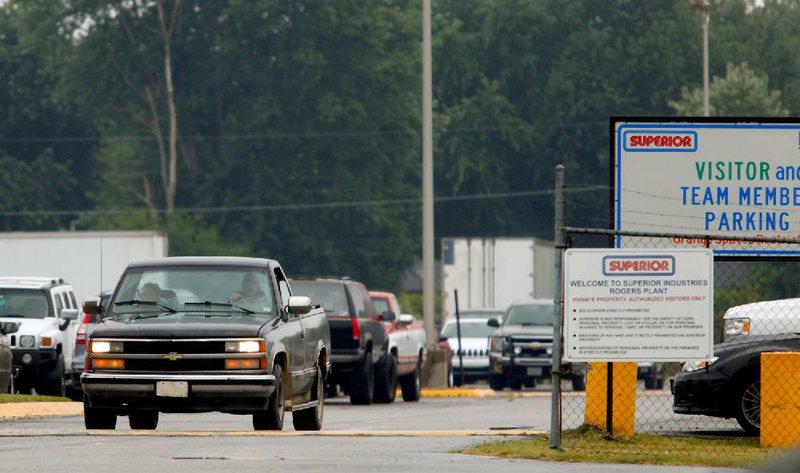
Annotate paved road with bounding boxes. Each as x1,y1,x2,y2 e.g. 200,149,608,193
0,394,752,473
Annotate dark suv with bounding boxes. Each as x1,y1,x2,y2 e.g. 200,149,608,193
289,277,392,405
488,299,585,391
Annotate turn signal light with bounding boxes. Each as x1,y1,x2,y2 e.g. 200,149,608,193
225,358,262,370
93,359,125,369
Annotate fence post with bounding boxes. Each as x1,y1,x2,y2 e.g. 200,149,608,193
551,164,565,449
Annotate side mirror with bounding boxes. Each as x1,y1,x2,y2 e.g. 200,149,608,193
438,335,448,343
83,297,101,315
398,314,414,326
0,322,19,335
379,310,396,322
287,296,312,315
487,318,500,328
59,309,79,331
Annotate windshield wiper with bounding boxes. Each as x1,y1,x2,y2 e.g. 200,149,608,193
184,301,255,314
114,299,176,313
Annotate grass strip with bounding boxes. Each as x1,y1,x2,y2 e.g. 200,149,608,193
456,425,779,468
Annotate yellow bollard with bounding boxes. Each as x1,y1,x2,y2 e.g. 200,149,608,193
761,352,800,448
584,361,637,437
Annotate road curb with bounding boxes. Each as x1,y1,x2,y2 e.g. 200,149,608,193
419,388,496,397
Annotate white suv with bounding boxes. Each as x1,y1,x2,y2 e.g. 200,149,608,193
0,278,79,396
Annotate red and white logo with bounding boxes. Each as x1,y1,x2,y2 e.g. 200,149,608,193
625,132,696,151
602,256,675,276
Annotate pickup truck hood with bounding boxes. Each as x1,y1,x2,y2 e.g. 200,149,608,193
91,313,270,338
493,325,554,338
724,297,800,318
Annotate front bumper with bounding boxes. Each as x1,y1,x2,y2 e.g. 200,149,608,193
12,349,57,379
490,354,552,379
671,370,732,418
82,372,276,413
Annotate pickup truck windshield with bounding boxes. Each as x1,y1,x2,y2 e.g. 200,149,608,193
110,266,275,317
0,289,50,319
504,304,554,326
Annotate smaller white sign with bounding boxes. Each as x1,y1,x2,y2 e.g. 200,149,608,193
564,249,713,362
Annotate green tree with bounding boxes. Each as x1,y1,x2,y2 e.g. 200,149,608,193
668,62,788,116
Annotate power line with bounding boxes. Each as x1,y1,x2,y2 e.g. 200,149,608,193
0,186,609,217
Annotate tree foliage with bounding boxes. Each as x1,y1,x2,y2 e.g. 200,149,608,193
2,0,800,290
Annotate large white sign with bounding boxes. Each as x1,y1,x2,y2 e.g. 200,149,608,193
564,249,713,362
614,119,800,255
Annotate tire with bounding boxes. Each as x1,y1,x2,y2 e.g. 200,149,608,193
39,353,66,397
253,364,284,430
373,354,397,404
293,366,324,431
349,352,374,405
129,410,159,430
84,396,117,430
509,379,523,391
400,357,422,402
734,377,761,435
489,374,505,391
571,373,586,392
325,383,339,399
656,377,665,390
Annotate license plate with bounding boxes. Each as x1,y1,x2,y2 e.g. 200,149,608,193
526,367,542,376
156,381,188,397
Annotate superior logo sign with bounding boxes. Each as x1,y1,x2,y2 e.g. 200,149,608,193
602,255,676,276
623,130,697,152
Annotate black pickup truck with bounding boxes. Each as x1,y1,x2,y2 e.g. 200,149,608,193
81,257,331,431
289,276,393,405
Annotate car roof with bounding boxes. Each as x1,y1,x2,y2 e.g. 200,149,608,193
0,277,71,290
127,256,275,268
442,317,495,325
507,298,554,307
290,276,354,283
368,291,395,298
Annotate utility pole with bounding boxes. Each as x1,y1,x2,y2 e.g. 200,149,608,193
422,0,436,345
690,0,711,117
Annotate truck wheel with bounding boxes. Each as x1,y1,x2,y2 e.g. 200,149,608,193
349,352,374,405
84,396,117,430
734,377,761,435
509,379,523,391
129,411,159,430
325,383,339,398
39,353,66,397
489,374,505,391
293,366,324,431
373,354,397,403
571,373,586,392
399,357,421,402
254,364,284,430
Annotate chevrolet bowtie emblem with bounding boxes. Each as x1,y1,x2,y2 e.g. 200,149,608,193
164,352,183,361
529,342,540,349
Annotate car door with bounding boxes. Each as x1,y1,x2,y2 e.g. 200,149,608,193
348,283,387,364
57,289,78,375
272,267,309,396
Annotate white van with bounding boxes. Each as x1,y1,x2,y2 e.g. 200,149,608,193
722,298,800,341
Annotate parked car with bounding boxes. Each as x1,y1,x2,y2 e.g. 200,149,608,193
671,333,800,435
68,290,112,401
488,299,585,391
0,321,19,393
638,362,665,390
369,291,426,401
438,317,498,386
0,278,80,396
721,297,800,342
82,257,330,431
290,276,391,405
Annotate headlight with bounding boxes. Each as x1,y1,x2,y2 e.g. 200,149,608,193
225,340,265,353
89,340,124,353
681,357,719,372
724,318,750,337
490,336,505,352
19,335,35,348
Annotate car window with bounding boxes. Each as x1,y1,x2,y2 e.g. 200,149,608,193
504,304,554,326
348,284,372,319
442,322,497,338
54,291,64,314
290,281,349,317
372,297,390,315
0,289,50,319
112,265,275,317
68,292,78,309
274,267,291,311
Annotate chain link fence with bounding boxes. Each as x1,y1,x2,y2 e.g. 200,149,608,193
558,227,800,447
